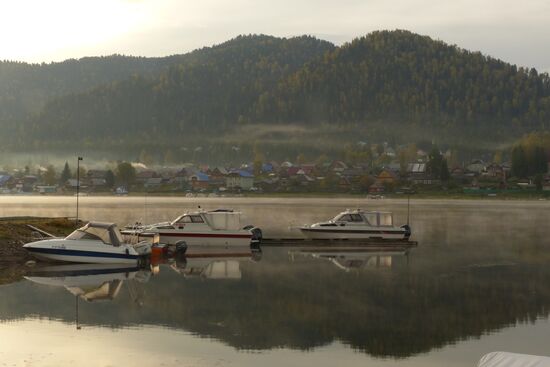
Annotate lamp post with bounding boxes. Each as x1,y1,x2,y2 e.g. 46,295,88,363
76,156,83,226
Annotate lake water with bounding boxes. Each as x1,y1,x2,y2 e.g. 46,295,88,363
0,196,549,366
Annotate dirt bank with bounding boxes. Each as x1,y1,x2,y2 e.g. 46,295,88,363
0,217,78,266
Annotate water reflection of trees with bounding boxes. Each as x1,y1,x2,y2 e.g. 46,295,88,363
1,250,550,358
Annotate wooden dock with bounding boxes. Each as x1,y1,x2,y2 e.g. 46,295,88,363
261,238,418,248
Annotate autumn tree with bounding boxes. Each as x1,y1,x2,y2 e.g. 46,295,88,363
116,162,136,187
43,165,57,186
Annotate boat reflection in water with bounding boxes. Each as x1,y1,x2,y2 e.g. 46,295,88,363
289,245,411,271
155,244,262,280
25,264,151,302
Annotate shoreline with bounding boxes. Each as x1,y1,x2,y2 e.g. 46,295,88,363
0,192,548,201
0,217,77,271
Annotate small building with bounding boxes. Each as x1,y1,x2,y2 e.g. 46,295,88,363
338,176,352,191
484,163,504,178
261,163,274,173
87,170,107,179
407,163,427,176
377,169,398,185
208,167,228,188
190,172,210,191
450,166,466,179
466,160,486,175
226,170,254,190
90,178,107,188
35,185,58,194
330,160,348,173
0,175,14,188
368,181,385,193
136,170,159,183
144,177,163,188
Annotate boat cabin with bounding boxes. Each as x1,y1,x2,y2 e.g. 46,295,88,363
170,209,244,231
66,222,124,247
171,213,206,227
332,210,393,227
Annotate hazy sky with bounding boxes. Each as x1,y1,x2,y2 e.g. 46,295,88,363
2,0,549,72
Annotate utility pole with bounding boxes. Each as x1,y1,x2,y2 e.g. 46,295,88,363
76,156,83,226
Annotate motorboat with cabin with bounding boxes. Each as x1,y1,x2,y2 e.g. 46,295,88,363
299,209,411,241
121,209,262,249
23,222,151,265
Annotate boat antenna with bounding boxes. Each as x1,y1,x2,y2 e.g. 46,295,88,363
75,295,81,330
75,156,83,227
144,192,148,225
406,192,411,226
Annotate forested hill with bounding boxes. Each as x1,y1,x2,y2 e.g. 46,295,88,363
255,31,550,131
12,35,334,140
4,31,550,150
0,54,192,121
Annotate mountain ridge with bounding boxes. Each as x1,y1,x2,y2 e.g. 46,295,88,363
2,31,549,155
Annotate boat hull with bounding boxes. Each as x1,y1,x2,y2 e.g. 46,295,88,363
122,230,253,247
24,239,139,265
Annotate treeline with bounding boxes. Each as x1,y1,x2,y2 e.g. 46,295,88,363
2,31,550,150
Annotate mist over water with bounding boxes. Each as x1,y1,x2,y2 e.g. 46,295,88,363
0,196,549,366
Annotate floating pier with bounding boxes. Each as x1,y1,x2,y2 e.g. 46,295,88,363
261,238,418,248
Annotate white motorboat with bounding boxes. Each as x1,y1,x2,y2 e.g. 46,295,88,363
23,222,151,265
299,209,411,241
121,209,262,248
478,352,550,367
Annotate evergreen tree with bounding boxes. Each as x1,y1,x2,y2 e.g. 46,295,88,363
534,174,543,191
427,147,443,178
511,146,528,178
105,169,115,188
440,159,450,182
60,162,71,184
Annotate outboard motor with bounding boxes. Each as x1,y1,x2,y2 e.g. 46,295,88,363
401,224,412,240
243,225,262,250
251,227,262,242
175,240,188,255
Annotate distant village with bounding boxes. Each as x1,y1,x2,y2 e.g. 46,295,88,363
1,143,549,196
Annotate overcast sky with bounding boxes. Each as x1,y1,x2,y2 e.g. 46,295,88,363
1,0,549,72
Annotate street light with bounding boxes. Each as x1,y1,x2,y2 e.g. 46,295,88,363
76,156,83,226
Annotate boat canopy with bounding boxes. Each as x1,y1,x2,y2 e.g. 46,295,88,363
478,352,550,367
66,222,124,247
203,211,243,230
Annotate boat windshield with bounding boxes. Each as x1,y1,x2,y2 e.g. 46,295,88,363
334,213,364,222
172,215,204,226
66,223,123,246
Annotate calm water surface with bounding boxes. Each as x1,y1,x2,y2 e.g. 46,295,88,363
0,196,549,366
